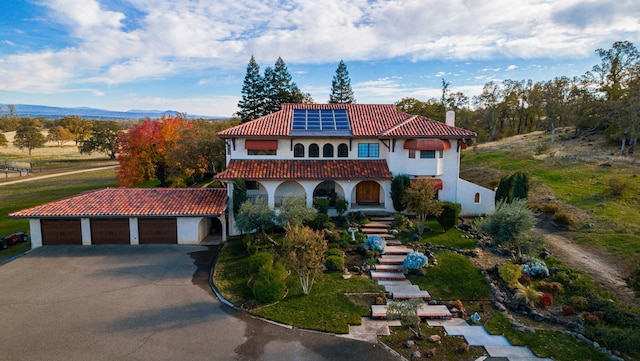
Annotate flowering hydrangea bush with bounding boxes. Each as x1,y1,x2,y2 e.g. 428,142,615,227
366,235,386,253
403,251,428,270
521,258,549,278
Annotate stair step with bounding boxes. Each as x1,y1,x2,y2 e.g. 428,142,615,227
374,264,407,272
384,284,423,294
391,289,431,300
377,280,412,286
366,233,395,240
371,304,451,319
385,240,402,246
378,255,406,264
370,270,406,280
361,228,392,234
365,221,392,228
385,246,413,255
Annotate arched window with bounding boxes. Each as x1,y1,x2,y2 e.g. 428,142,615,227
474,193,481,204
323,144,334,158
337,143,348,157
294,143,304,158
309,143,319,158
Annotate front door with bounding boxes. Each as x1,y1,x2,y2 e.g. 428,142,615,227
356,181,380,204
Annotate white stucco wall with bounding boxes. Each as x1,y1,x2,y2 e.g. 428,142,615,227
29,219,42,248
227,138,388,161
177,217,205,244
457,178,496,216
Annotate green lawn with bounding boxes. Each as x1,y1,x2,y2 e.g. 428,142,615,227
408,251,491,301
214,237,383,334
396,219,478,250
0,168,117,260
462,149,640,266
485,312,610,361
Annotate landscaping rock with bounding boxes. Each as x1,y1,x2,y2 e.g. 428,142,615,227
411,350,422,359
428,299,438,305
404,340,415,348
408,234,422,242
427,335,441,342
407,268,426,276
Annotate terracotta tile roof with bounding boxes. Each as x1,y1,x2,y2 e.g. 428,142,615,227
9,188,227,218
217,103,477,138
379,115,476,138
215,159,393,180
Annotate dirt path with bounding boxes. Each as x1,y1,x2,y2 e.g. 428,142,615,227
533,227,637,306
0,165,118,187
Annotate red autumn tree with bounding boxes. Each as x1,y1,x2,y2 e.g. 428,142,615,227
116,115,189,187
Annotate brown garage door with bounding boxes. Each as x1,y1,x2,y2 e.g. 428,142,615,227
91,218,130,244
138,218,177,244
41,219,82,245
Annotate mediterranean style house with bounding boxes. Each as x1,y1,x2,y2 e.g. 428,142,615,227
215,103,495,236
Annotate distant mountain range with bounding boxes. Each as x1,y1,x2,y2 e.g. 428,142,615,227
0,104,226,120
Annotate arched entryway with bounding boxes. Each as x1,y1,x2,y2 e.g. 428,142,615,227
355,181,382,205
274,181,306,207
313,180,345,207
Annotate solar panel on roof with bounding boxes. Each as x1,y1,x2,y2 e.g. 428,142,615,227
290,109,351,131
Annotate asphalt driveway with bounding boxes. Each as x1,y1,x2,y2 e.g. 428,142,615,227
0,245,396,361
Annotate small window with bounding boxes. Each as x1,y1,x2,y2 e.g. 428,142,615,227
248,149,276,155
408,149,416,159
337,143,348,157
309,143,319,158
358,143,379,158
294,143,304,158
420,150,435,159
323,144,334,158
474,193,481,204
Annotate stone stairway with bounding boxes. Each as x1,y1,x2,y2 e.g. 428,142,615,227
362,213,450,321
351,213,553,360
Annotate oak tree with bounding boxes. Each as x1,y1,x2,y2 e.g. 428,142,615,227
14,123,46,155
80,120,121,160
46,126,73,146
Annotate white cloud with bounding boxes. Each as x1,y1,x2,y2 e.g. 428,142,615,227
506,65,518,71
2,0,640,104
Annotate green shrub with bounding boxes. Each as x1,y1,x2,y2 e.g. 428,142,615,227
313,198,329,214
253,278,286,303
391,214,411,230
242,235,257,255
325,255,345,272
569,296,589,311
326,248,344,257
252,262,287,304
391,174,411,212
249,252,274,273
498,263,522,287
436,202,462,232
335,199,348,215
305,212,333,231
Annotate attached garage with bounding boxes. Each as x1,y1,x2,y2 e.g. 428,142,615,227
91,218,130,245
41,219,82,245
138,218,177,244
10,188,228,248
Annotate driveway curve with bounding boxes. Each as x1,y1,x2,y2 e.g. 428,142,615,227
0,245,396,361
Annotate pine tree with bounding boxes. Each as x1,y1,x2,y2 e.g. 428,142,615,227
329,60,355,104
263,57,303,114
237,56,264,123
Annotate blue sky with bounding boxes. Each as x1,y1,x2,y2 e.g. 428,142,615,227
1,0,639,117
